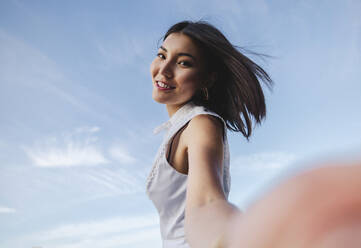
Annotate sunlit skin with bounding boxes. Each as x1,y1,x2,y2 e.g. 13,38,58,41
150,32,206,117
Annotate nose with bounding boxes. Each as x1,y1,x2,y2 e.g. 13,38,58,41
158,60,173,79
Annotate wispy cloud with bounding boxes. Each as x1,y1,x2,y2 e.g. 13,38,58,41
31,213,158,240
22,126,108,167
22,126,139,168
74,126,100,134
13,213,161,248
109,144,137,165
16,126,144,200
233,151,297,171
24,144,108,167
0,206,16,214
230,151,299,209
84,167,143,196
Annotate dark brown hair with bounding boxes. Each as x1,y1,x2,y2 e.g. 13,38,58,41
162,20,273,139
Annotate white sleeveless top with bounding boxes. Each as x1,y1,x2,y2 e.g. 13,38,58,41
146,101,231,248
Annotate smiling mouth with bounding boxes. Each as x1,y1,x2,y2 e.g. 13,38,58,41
155,81,176,89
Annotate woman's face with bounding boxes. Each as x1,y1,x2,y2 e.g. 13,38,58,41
150,32,205,108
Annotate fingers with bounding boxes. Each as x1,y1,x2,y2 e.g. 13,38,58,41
227,161,361,248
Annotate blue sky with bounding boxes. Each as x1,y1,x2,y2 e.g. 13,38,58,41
1,0,360,247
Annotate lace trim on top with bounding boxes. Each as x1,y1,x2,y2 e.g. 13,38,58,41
146,103,194,189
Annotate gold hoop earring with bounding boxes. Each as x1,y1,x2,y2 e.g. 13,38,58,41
201,87,209,100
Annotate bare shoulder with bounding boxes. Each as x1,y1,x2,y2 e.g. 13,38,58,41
183,114,226,208
183,114,224,146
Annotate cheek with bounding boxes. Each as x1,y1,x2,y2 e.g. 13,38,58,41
150,60,158,77
179,71,202,89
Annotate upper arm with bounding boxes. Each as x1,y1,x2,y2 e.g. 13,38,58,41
184,114,226,209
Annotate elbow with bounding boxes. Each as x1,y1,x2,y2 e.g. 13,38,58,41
188,190,227,210
184,199,241,247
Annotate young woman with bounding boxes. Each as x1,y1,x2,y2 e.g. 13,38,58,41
146,20,361,248
146,20,272,247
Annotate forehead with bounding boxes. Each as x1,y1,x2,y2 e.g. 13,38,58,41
162,32,201,56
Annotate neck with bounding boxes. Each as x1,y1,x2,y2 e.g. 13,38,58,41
166,101,191,117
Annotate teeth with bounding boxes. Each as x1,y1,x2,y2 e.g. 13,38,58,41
157,81,172,89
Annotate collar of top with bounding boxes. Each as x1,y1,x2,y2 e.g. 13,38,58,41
153,101,195,135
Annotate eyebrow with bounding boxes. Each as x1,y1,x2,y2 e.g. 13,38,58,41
160,46,197,61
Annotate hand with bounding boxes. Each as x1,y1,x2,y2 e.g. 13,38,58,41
226,161,361,248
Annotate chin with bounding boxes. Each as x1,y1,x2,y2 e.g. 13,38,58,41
152,94,168,104
152,98,167,104
152,89,193,106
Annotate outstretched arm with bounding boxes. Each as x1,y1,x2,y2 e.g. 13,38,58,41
183,114,361,248
184,114,241,247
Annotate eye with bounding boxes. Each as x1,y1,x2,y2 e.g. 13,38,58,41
178,61,192,67
157,53,165,59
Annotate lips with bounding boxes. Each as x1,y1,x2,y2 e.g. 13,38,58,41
155,80,176,90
